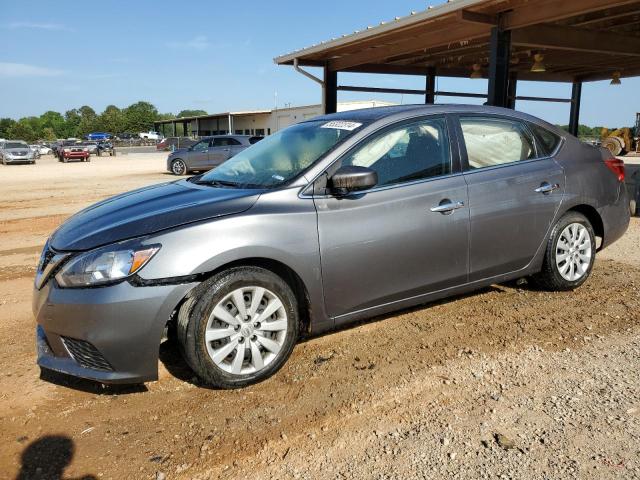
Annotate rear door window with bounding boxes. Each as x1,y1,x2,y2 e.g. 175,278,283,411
460,116,538,169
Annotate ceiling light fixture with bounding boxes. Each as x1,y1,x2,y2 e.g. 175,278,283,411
531,53,546,73
470,63,483,79
610,71,622,85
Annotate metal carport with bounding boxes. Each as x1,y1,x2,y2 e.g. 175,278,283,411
274,0,640,136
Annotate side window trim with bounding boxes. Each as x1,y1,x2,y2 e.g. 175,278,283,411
454,113,556,173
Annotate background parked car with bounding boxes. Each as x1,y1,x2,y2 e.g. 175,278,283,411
1,140,36,164
58,144,90,163
81,141,99,155
166,135,255,175
28,145,42,159
156,136,197,151
34,144,52,155
96,140,116,156
139,131,163,140
86,132,112,141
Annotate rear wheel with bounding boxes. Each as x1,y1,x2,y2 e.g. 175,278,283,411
531,211,595,291
177,267,299,388
171,158,187,175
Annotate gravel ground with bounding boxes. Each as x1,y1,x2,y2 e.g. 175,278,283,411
0,154,638,480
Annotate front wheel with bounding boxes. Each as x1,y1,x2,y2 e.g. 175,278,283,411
531,212,595,291
171,158,187,175
177,267,299,388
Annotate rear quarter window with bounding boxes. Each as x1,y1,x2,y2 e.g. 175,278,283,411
528,123,562,156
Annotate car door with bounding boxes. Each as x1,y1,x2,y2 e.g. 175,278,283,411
314,116,469,320
455,114,565,281
208,138,233,167
187,139,212,170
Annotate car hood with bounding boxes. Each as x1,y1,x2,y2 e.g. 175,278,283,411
50,180,262,251
169,148,189,156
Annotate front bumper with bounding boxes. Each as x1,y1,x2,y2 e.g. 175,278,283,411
62,152,90,159
33,278,197,384
4,155,33,163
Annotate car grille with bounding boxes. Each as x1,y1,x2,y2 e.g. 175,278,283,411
14,151,27,156
70,148,83,153
61,337,113,371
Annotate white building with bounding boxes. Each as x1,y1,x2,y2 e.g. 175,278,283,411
154,100,395,138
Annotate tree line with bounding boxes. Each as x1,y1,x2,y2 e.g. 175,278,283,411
0,102,207,143
1,101,628,143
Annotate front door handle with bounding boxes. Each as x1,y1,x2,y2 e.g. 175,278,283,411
535,182,560,194
430,200,465,214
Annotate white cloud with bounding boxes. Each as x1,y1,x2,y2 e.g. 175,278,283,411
5,22,71,31
166,35,210,51
0,62,64,77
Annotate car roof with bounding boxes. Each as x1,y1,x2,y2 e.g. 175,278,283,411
308,104,563,133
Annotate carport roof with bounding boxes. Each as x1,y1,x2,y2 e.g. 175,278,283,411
274,0,640,82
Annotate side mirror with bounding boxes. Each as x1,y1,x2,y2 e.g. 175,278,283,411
329,165,378,195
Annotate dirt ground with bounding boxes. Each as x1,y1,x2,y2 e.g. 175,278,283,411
1,153,639,480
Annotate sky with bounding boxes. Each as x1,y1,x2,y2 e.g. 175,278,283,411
1,0,638,127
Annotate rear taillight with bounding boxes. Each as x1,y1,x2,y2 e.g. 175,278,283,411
604,157,625,182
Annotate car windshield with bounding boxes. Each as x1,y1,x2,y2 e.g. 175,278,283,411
199,119,365,188
5,142,27,149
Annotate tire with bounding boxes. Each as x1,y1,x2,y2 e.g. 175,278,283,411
171,158,187,175
531,211,596,291
177,266,299,388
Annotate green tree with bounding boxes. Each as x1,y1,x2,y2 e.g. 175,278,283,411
177,109,207,118
123,101,159,133
8,118,37,142
98,105,125,134
64,109,81,138
0,118,17,138
41,127,57,141
76,105,98,137
39,111,67,138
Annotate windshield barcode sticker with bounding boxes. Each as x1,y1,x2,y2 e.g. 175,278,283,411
321,121,362,131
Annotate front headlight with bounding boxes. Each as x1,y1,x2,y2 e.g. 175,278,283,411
55,241,160,288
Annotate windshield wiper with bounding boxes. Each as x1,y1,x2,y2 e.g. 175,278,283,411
194,179,242,188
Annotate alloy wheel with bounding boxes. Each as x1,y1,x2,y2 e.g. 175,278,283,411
205,286,288,375
555,222,592,281
172,159,186,175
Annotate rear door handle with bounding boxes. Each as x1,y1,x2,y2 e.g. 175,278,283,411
535,182,560,194
430,200,465,214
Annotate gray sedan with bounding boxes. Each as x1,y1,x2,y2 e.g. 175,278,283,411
1,140,36,164
166,135,260,175
34,105,629,388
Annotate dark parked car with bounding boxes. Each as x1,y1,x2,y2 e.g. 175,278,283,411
34,105,629,388
166,135,256,175
96,141,116,156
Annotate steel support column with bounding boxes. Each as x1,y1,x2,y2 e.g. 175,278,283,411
569,80,582,137
487,27,511,107
425,67,436,104
507,73,518,109
324,65,337,114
